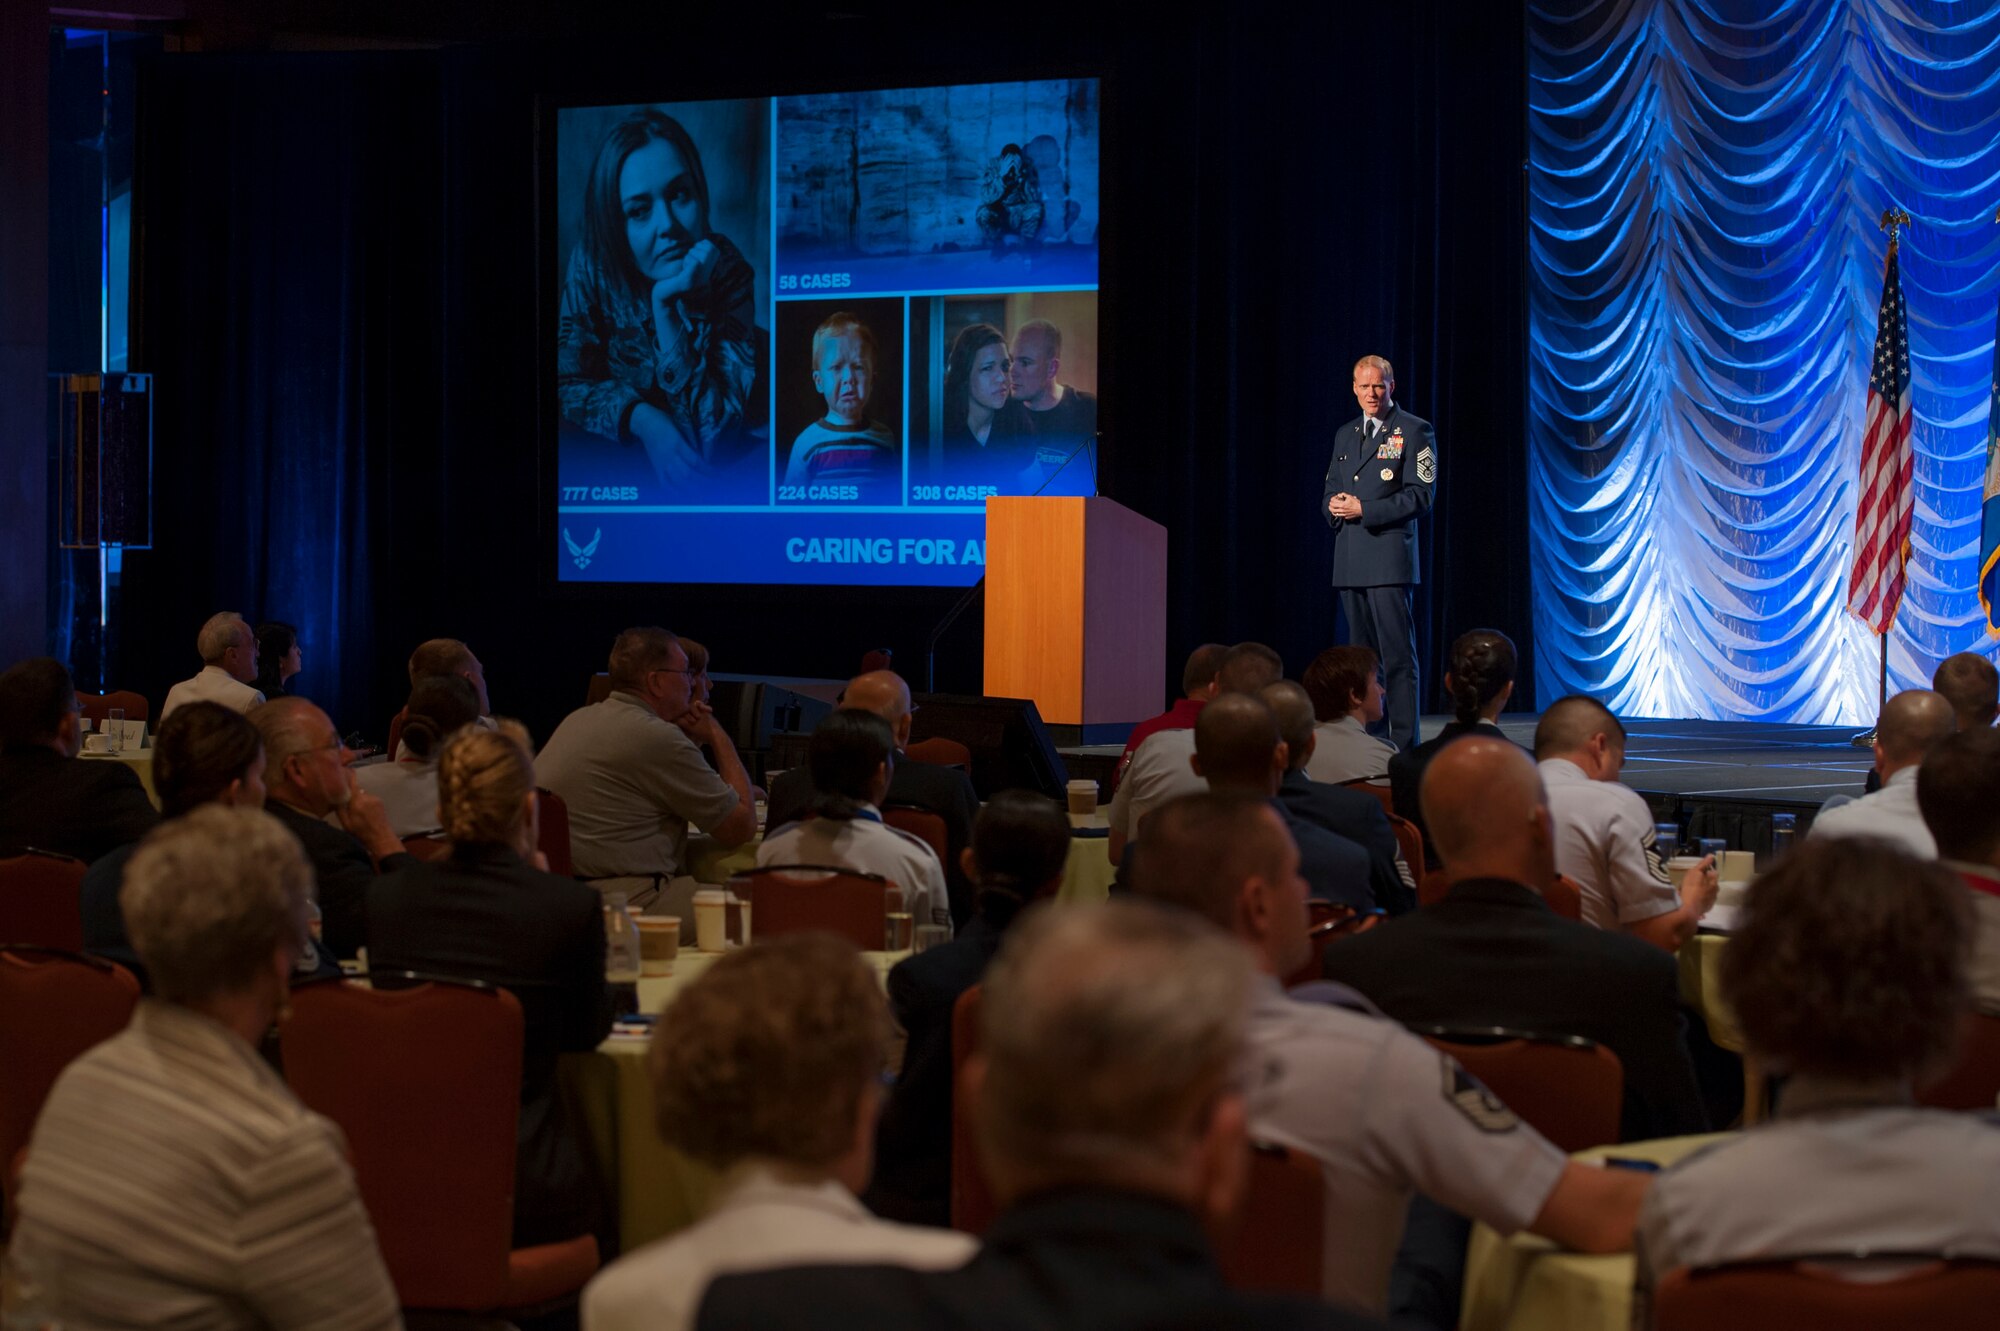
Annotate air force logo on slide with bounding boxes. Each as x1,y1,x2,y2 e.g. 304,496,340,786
564,527,602,570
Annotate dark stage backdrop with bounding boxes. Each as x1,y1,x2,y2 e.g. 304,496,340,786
123,5,1530,746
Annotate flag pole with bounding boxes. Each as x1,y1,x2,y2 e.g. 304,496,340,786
1852,207,1911,748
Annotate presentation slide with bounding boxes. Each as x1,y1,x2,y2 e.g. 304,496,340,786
552,78,1101,586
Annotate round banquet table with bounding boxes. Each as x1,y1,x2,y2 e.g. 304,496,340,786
1459,1133,1732,1331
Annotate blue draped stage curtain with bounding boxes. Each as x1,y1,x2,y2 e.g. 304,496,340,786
1528,0,2000,722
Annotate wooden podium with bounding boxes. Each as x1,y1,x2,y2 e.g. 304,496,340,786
983,496,1168,727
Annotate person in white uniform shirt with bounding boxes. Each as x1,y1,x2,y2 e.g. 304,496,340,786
582,934,974,1331
1302,644,1399,783
757,709,950,930
1535,695,1715,951
1632,838,2000,1328
1807,688,1953,858
160,611,266,718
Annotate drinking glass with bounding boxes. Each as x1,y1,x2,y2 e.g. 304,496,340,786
106,708,125,753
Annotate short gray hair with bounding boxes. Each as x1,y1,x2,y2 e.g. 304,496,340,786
608,626,680,691
196,612,250,664
249,696,331,771
977,900,1253,1182
122,805,313,1004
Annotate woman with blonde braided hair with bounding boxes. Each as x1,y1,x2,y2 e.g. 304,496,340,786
366,721,614,1246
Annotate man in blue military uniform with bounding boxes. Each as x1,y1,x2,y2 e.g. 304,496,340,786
1323,355,1436,750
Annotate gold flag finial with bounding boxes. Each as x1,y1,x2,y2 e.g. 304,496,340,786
1880,207,1911,244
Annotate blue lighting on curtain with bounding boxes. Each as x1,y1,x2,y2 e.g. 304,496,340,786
1528,0,2000,722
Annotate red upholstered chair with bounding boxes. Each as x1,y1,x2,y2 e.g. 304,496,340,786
0,852,89,950
906,737,972,770
883,806,950,869
731,867,895,951
76,689,150,725
1548,873,1584,922
949,984,998,1236
1918,1011,2000,1111
1655,1258,2000,1330
1386,813,1425,900
282,977,597,1314
535,788,573,877
383,706,409,758
1219,1143,1324,1294
1341,778,1395,814
1415,1025,1624,1153
400,834,451,862
1285,902,1386,987
0,948,140,1229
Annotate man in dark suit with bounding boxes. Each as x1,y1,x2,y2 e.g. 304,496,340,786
249,697,416,958
1191,692,1373,912
1323,355,1437,750
697,900,1388,1331
765,670,980,925
0,658,156,863
865,791,1072,1226
1263,680,1415,914
1323,736,1706,1143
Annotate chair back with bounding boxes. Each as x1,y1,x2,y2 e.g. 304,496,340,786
384,706,409,759
0,948,139,1222
1219,1143,1324,1294
1285,902,1384,987
906,737,971,770
535,788,573,877
1655,1258,2000,1330
731,866,893,951
1386,813,1425,900
1341,778,1395,815
282,978,523,1308
1919,1011,2000,1111
1548,874,1584,921
949,984,999,1235
883,806,949,870
76,690,150,725
1416,1025,1623,1152
0,852,89,950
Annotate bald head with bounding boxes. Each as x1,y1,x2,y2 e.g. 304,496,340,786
1421,737,1555,888
1876,688,1957,774
1533,695,1624,762
844,670,914,750
1193,693,1284,793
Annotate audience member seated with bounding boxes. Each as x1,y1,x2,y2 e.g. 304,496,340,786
696,900,1388,1331
367,723,613,1247
1537,696,1716,950
1189,692,1373,911
1131,791,1650,1315
0,656,156,862
766,671,979,926
866,790,1072,1225
757,710,949,929
406,635,492,718
250,697,415,959
1389,628,1519,870
9,806,399,1329
584,934,975,1331
355,674,482,836
1324,736,1707,1141
1110,642,1224,790
1917,726,2000,1009
537,627,755,916
160,611,266,717
1108,641,1282,865
252,620,302,700
1934,650,1999,732
1264,679,1415,913
1631,838,2000,1326
79,701,342,991
1302,645,1399,782
1808,688,1954,856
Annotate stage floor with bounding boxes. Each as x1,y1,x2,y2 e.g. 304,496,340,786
1480,715,1869,808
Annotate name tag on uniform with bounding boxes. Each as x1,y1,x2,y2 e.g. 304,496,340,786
1376,430,1404,461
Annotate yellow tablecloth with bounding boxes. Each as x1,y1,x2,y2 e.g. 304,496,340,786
79,749,157,807
1677,932,1741,1053
565,948,907,1253
1460,1133,1730,1331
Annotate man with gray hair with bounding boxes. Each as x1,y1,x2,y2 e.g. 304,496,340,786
1129,791,1650,1315
1808,687,1955,857
537,627,756,916
161,612,266,718
695,899,1386,1330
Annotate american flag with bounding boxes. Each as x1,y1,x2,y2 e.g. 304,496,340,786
1846,244,1914,634
1982,320,2000,637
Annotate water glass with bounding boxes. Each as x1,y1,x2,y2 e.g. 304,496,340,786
106,707,125,753
884,885,914,952
912,924,951,954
